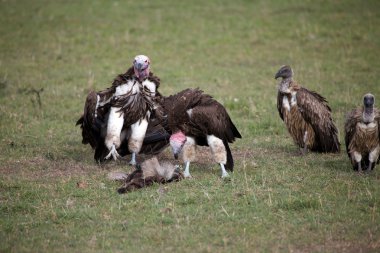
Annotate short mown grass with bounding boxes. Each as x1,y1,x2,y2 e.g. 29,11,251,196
1,0,380,252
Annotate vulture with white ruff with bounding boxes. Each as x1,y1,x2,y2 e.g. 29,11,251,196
344,93,380,172
77,55,169,164
117,156,183,193
158,88,242,178
275,65,340,154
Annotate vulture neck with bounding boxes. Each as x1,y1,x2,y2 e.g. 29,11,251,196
363,105,374,123
278,77,293,94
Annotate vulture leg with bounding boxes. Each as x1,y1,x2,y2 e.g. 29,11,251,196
207,135,228,178
353,151,363,173
301,131,308,155
182,137,196,178
128,117,150,165
368,146,380,172
184,161,192,178
105,107,124,161
357,162,363,173
367,162,373,172
220,163,229,178
130,153,137,166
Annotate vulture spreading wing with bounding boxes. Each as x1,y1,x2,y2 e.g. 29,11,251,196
77,56,169,163
159,88,242,178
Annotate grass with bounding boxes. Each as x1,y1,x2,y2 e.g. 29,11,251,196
1,0,380,252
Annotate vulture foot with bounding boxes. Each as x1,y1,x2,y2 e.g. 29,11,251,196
105,145,123,161
220,163,229,178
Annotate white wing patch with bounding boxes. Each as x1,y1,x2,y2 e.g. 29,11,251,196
282,96,291,112
291,91,297,107
186,108,193,118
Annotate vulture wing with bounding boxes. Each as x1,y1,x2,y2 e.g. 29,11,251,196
376,109,380,164
277,92,285,120
296,87,340,152
189,98,241,143
344,108,361,158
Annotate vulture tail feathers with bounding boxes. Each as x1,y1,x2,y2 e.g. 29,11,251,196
230,118,242,139
224,140,234,171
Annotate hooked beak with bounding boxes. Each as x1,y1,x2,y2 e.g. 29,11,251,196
274,71,281,80
174,153,179,160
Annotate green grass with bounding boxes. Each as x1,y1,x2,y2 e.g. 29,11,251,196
1,0,380,252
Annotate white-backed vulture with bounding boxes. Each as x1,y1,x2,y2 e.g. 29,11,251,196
275,65,340,154
158,88,242,178
76,55,169,164
344,93,380,172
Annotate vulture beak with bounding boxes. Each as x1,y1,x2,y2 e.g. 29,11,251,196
274,71,281,80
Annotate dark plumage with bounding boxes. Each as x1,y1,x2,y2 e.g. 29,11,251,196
344,93,380,172
117,157,183,193
76,55,169,163
275,65,340,154
158,88,242,178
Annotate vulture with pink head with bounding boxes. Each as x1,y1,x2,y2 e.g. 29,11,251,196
158,88,242,178
76,55,169,164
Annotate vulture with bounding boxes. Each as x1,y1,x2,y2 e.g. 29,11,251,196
76,55,169,164
344,93,380,172
275,65,340,154
158,88,242,178
117,156,183,193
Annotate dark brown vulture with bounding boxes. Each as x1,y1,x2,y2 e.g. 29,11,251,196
157,88,242,178
76,55,169,164
117,156,183,193
344,93,380,172
275,65,340,154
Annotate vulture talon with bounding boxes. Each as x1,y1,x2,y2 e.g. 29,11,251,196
105,145,122,161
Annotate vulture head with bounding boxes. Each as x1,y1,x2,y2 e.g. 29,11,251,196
363,93,375,123
363,93,375,108
275,65,293,80
275,65,294,93
169,131,187,159
133,55,151,82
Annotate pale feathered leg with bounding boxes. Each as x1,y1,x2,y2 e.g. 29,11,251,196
357,162,363,173
184,161,192,178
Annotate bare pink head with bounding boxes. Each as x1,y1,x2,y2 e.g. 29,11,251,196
133,55,150,82
169,131,187,159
